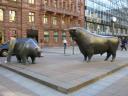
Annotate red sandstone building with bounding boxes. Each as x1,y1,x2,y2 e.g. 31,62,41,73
0,0,84,46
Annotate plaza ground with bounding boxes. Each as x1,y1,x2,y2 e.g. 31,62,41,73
0,47,128,95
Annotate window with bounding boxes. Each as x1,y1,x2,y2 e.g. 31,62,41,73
9,10,16,22
62,19,65,25
53,16,57,25
44,31,49,43
0,9,3,21
43,14,48,24
28,0,35,4
54,32,58,42
29,12,35,22
62,32,66,40
44,0,48,5
63,1,66,9
11,30,17,37
78,2,81,12
53,0,57,8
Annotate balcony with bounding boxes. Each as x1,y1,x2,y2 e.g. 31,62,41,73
0,0,21,8
43,24,51,29
42,5,79,17
0,0,8,3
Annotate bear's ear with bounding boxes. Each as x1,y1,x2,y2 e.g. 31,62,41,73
35,47,42,52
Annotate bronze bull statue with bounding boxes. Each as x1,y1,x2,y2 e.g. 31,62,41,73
69,27,119,62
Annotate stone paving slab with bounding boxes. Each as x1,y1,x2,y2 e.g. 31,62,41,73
95,69,128,96
0,50,128,93
0,70,38,96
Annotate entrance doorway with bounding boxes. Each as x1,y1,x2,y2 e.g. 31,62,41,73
27,29,38,42
0,32,2,44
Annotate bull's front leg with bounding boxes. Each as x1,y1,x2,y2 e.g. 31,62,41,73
87,55,93,62
104,52,111,61
84,55,87,61
111,52,116,62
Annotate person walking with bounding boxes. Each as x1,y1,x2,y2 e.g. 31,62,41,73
121,38,127,51
63,39,67,54
7,35,16,62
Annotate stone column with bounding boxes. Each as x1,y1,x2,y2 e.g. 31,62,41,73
4,9,10,40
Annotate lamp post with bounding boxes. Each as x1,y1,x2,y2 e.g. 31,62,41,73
112,17,117,36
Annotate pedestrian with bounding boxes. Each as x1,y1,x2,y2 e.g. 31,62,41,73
63,39,67,54
7,35,16,62
120,38,127,51
63,39,67,49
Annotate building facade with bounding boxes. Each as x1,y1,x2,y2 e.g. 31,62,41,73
85,0,128,37
0,0,84,46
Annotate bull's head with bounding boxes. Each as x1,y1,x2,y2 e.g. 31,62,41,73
69,27,84,41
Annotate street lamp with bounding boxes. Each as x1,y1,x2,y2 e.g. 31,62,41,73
112,17,117,36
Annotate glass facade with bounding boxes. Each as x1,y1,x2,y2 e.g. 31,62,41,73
85,0,128,36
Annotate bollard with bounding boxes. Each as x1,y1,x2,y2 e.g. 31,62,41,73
72,41,75,55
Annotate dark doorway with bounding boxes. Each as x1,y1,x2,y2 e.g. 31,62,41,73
27,29,38,42
0,32,2,44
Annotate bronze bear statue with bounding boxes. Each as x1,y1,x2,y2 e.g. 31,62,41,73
69,27,119,62
14,38,42,64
